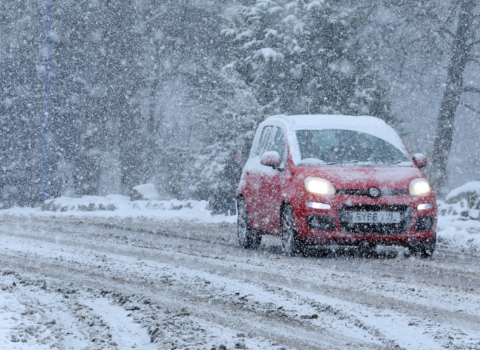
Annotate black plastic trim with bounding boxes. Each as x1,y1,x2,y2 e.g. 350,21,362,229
415,215,435,231
336,189,409,196
306,215,336,231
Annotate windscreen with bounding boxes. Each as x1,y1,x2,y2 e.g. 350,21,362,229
296,129,412,166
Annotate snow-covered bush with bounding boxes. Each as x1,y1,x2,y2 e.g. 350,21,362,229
130,183,160,201
37,195,237,224
438,182,480,220
446,181,480,209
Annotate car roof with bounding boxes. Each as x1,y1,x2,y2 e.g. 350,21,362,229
265,114,387,130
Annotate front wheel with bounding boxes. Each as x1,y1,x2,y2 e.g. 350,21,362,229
409,237,436,258
281,205,305,256
237,198,261,249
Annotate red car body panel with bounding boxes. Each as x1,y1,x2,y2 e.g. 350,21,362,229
237,115,437,247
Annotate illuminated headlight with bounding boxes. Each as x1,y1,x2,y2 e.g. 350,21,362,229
304,177,336,195
409,179,431,196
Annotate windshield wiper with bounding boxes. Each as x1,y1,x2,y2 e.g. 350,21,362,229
337,160,365,165
385,160,412,166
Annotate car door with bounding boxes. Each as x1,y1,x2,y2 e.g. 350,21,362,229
259,126,287,235
244,125,274,231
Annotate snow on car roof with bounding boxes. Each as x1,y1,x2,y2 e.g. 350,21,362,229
265,114,407,155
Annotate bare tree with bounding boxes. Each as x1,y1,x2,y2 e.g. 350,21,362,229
359,0,480,196
430,0,479,196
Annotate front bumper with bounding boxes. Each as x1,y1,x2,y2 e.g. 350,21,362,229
292,193,437,246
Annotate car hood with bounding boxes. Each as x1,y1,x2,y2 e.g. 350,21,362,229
297,166,424,190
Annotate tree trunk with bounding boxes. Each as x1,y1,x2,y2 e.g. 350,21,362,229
430,0,476,197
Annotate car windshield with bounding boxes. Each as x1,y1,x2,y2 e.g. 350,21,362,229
296,129,412,166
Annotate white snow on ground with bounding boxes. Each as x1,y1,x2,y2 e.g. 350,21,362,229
0,211,480,349
80,298,156,350
0,289,50,349
437,215,480,247
3,195,236,224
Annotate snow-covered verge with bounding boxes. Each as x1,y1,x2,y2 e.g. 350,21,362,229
438,181,480,220
437,215,480,249
435,181,480,249
1,195,236,224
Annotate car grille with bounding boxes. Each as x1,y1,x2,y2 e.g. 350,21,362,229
336,189,409,196
338,205,413,235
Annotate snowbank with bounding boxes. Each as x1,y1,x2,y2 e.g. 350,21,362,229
437,215,480,248
2,195,236,224
437,182,480,221
446,181,480,202
437,200,480,220
130,183,160,201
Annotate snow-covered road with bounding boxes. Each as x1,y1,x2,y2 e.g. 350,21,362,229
0,214,479,350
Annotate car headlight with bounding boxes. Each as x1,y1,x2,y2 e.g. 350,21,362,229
304,177,336,195
409,178,431,196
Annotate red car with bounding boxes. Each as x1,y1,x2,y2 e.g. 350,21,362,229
236,115,436,257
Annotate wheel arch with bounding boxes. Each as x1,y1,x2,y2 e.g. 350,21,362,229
237,194,246,210
280,199,291,217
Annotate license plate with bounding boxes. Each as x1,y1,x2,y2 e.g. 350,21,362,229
351,211,401,224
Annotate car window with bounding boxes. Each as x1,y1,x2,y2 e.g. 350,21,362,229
271,127,286,161
296,129,412,166
256,126,274,157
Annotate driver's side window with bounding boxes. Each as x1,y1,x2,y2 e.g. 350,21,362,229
256,126,274,157
271,127,286,162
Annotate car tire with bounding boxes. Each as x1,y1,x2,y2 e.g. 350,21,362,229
281,205,305,257
237,198,261,249
409,236,436,258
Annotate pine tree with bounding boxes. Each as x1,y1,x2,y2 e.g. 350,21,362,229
223,0,395,122
193,70,261,199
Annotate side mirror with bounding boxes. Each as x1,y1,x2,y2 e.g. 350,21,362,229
260,151,282,169
413,153,427,169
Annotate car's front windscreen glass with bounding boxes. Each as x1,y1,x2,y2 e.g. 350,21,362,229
296,129,412,167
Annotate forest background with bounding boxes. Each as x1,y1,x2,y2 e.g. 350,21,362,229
1,0,479,206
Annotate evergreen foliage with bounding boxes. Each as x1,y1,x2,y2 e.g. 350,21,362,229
192,70,260,199
223,0,395,122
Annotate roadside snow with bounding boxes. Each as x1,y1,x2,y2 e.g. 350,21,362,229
131,183,161,201
446,181,480,201
437,215,480,247
3,195,236,224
